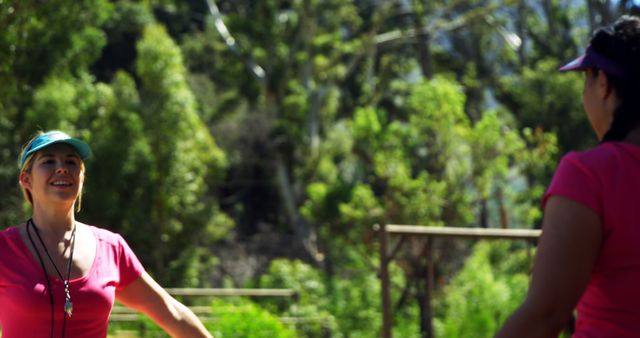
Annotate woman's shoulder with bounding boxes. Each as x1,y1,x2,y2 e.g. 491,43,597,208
571,142,616,158
565,142,640,167
555,143,640,190
82,223,127,247
0,225,26,257
0,225,21,241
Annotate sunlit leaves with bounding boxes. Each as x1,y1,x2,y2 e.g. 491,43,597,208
435,242,531,338
209,299,297,338
133,23,229,283
500,58,591,154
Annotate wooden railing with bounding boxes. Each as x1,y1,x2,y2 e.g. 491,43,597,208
376,224,542,338
109,288,297,322
163,288,297,297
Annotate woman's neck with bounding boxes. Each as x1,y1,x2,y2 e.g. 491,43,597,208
30,205,76,240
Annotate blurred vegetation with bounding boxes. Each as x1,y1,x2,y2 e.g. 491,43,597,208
2,0,639,337
108,299,297,338
434,241,531,337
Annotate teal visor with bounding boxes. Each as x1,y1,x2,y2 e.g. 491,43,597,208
20,131,92,167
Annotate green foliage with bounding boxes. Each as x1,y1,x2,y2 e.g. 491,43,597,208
434,241,531,338
329,268,382,338
468,110,523,199
0,113,20,226
258,259,328,309
500,59,593,155
254,256,422,338
300,74,552,336
133,23,230,284
338,184,385,227
109,299,297,338
105,0,154,38
0,0,112,80
209,299,297,338
256,259,338,338
304,77,476,238
4,15,233,287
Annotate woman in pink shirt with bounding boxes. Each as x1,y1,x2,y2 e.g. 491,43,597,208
497,15,640,337
0,130,213,337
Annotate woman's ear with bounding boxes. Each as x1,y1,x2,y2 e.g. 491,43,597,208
596,69,615,99
19,171,31,190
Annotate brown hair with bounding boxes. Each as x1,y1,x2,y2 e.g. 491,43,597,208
590,16,640,142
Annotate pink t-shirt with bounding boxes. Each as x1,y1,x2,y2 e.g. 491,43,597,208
542,142,640,337
0,225,144,338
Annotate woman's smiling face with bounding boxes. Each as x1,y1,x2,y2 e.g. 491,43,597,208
21,143,85,207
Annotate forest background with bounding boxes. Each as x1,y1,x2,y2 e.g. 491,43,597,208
2,1,639,337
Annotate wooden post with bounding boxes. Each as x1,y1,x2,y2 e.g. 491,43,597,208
418,237,434,338
426,237,434,338
378,224,393,338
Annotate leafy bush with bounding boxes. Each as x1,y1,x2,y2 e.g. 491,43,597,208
208,299,297,338
108,299,295,338
434,241,531,338
256,259,339,338
256,256,422,338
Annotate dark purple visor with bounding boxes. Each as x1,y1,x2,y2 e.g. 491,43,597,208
559,46,626,77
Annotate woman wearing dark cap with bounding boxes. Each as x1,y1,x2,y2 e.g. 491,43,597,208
0,131,213,337
496,15,640,337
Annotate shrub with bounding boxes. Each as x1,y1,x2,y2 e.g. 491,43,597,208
208,299,297,338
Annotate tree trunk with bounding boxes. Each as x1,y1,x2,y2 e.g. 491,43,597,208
416,261,434,338
517,2,528,68
496,187,509,229
412,6,433,79
274,155,320,262
480,197,488,228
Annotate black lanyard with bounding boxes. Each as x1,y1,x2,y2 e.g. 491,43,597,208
26,219,76,338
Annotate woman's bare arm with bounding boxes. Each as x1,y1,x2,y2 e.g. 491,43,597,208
116,272,213,338
496,196,602,338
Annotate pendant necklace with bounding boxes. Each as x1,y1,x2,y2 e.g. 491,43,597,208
26,218,76,338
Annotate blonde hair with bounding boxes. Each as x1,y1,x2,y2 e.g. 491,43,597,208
19,132,86,212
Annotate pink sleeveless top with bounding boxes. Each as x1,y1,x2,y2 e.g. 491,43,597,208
0,225,144,337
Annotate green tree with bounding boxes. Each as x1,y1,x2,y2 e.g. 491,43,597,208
132,23,230,284
301,75,555,336
0,0,113,227
1,4,233,286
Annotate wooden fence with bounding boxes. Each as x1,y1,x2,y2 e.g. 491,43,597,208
109,288,297,322
376,224,542,338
